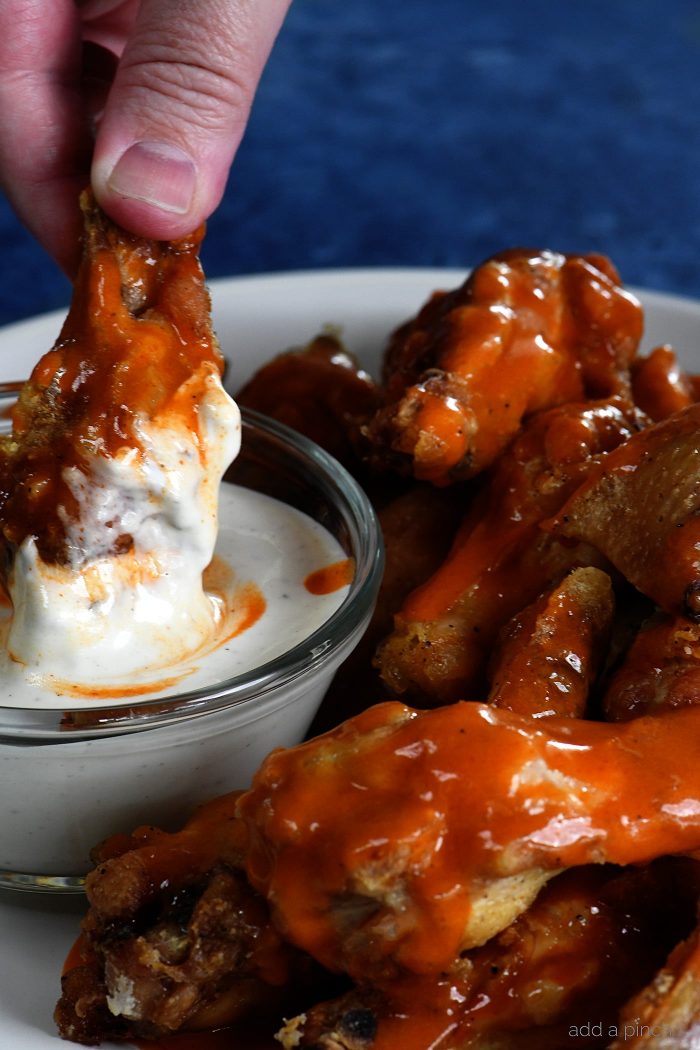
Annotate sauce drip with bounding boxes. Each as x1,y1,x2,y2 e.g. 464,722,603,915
304,557,354,595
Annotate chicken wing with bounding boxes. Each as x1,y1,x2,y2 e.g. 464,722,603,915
236,332,379,475
376,397,642,703
278,860,700,1050
55,794,323,1044
0,188,230,566
602,613,700,722
488,566,614,719
365,249,642,484
0,189,240,686
60,695,700,1045
239,699,700,984
630,344,696,421
551,402,700,620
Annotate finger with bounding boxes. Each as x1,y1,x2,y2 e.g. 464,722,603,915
0,0,88,274
91,0,291,239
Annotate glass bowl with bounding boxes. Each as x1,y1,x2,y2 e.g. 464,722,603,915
0,408,384,891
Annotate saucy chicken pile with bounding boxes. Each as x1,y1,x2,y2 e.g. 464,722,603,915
56,248,700,1049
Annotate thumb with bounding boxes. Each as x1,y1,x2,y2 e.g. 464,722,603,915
91,0,290,239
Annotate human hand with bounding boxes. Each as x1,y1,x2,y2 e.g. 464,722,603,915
0,0,291,274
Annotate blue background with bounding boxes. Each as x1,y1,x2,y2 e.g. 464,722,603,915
1,0,700,325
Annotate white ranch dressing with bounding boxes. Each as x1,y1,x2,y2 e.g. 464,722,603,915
0,482,350,710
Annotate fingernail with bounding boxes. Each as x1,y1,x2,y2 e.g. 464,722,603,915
106,140,196,214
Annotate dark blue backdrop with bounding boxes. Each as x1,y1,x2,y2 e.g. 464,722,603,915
2,0,700,325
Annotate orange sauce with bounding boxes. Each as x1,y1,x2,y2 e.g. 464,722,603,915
402,398,638,623
55,672,190,700
222,582,267,641
53,569,266,702
239,700,700,982
375,250,642,486
304,557,354,595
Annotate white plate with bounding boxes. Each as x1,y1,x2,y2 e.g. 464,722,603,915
1,268,700,1048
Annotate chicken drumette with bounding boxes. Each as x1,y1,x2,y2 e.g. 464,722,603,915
365,249,643,485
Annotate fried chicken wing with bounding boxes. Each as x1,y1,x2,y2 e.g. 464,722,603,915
365,250,642,484
630,344,697,421
488,566,614,719
278,861,700,1050
238,700,700,984
236,332,379,474
0,189,229,565
55,794,319,1045
376,397,642,703
602,613,700,722
551,402,700,620
0,190,240,685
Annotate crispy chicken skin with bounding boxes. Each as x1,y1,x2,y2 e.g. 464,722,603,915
364,249,643,485
239,700,700,984
55,795,317,1044
278,861,700,1050
375,397,642,703
0,189,224,566
551,402,700,620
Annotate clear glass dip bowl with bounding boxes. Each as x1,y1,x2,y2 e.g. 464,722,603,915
0,409,383,891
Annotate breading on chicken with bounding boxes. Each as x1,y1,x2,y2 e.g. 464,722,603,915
54,794,325,1045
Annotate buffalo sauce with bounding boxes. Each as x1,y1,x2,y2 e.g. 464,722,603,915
304,557,355,595
238,700,700,981
372,250,642,486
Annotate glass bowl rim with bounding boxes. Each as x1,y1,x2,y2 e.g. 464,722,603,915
0,407,384,741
